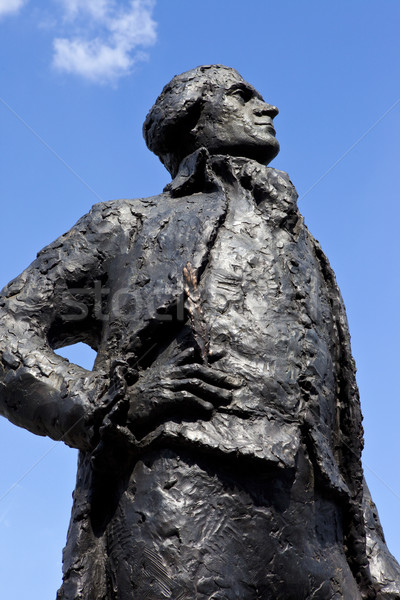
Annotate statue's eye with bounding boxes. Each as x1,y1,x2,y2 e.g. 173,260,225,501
230,87,252,102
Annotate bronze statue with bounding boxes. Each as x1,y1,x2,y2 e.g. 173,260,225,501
1,65,399,599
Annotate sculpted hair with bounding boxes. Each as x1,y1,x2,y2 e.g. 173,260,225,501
143,64,244,177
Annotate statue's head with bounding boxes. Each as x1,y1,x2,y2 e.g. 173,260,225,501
143,64,280,178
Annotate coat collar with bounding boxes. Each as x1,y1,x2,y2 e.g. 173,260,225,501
164,148,299,220
163,147,214,198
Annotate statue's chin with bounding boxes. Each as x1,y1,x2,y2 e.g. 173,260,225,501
211,140,280,165
261,140,280,165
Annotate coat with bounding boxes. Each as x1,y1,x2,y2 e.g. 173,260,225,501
0,149,398,598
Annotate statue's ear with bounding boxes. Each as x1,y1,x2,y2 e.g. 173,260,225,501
173,98,205,144
162,99,206,178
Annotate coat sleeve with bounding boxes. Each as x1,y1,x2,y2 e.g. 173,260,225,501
0,200,136,451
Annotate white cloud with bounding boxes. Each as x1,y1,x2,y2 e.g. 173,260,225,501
52,0,157,84
0,0,26,18
53,37,131,82
59,0,111,22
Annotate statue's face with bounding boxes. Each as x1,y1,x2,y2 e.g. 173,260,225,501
194,76,280,164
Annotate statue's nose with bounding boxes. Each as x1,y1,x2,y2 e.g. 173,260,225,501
253,100,279,118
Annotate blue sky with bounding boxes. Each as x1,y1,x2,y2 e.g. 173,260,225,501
0,1,399,597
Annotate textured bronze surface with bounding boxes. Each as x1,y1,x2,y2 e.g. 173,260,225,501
1,65,399,599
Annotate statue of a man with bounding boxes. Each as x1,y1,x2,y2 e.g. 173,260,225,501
1,65,399,599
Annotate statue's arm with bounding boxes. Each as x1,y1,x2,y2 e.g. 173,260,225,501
0,202,124,451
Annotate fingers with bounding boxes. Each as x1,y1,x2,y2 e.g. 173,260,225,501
208,349,226,363
173,390,214,413
170,347,197,366
170,378,233,406
128,388,214,426
169,347,227,366
170,364,242,389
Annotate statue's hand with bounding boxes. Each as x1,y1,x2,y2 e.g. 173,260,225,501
125,347,241,432
90,348,241,472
